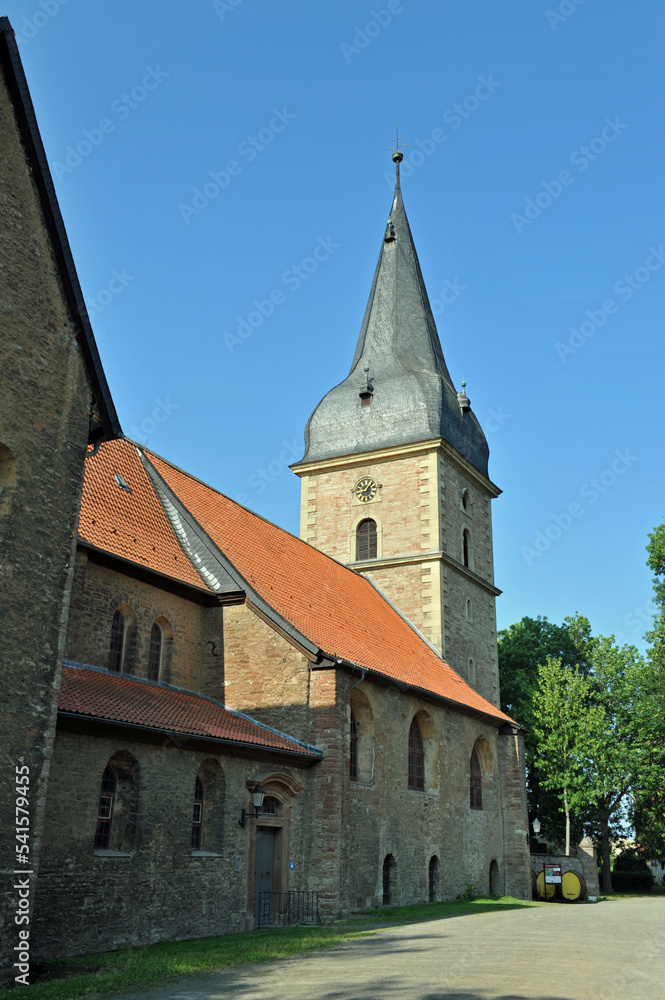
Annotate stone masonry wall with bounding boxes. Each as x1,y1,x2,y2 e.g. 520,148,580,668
32,728,314,959
342,678,526,907
0,63,93,979
65,551,224,697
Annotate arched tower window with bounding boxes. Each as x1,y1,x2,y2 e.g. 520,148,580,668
191,776,204,849
349,707,358,781
408,717,424,791
356,518,377,561
463,529,471,568
468,658,476,687
94,766,116,849
148,622,163,681
470,747,483,810
109,611,125,672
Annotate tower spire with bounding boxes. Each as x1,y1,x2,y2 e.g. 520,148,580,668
297,153,489,477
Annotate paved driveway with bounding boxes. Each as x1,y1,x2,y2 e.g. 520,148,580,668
111,897,664,1000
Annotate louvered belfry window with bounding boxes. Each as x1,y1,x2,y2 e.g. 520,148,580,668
356,519,377,561
408,718,424,790
470,747,483,809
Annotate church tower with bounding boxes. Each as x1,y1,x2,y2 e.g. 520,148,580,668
292,151,502,708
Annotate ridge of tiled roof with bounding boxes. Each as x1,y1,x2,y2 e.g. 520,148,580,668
139,446,514,727
79,439,211,592
59,662,322,758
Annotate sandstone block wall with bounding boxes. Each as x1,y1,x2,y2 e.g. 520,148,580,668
296,446,501,708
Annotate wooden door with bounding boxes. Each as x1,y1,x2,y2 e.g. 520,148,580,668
254,827,276,923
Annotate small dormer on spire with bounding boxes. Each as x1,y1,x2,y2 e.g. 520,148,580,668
457,380,471,415
359,363,374,407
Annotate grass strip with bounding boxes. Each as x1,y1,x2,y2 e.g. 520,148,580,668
25,896,543,1000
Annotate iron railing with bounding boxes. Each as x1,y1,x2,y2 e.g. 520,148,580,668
255,891,321,928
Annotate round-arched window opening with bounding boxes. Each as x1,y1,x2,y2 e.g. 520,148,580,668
382,854,396,906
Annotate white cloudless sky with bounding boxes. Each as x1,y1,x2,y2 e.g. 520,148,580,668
6,0,664,649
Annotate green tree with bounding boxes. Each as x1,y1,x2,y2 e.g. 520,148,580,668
632,523,665,858
532,658,601,855
583,637,662,892
498,614,594,843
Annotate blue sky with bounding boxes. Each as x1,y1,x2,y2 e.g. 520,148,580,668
7,0,664,649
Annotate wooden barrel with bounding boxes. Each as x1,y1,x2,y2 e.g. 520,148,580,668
534,871,557,900
561,869,585,902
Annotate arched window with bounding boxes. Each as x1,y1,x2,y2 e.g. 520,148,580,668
470,747,482,810
148,621,163,681
489,859,500,897
466,598,473,622
468,658,476,687
408,717,424,791
429,856,439,902
382,854,396,906
349,707,359,781
109,611,125,672
191,776,204,849
356,518,377,561
463,529,471,568
94,766,116,849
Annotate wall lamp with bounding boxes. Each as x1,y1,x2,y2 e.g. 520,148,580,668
239,784,265,827
532,817,541,836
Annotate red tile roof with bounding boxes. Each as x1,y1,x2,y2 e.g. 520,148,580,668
144,450,513,725
59,663,320,757
79,440,210,592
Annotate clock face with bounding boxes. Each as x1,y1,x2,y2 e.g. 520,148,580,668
353,477,378,503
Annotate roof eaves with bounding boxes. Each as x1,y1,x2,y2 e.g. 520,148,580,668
61,661,322,758
322,653,513,728
0,18,121,441
57,711,320,760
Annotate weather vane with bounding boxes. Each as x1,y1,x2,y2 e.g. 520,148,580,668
388,125,406,156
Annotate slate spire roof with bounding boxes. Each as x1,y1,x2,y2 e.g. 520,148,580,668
298,156,489,476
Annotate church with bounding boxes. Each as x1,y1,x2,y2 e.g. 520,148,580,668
0,17,530,971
